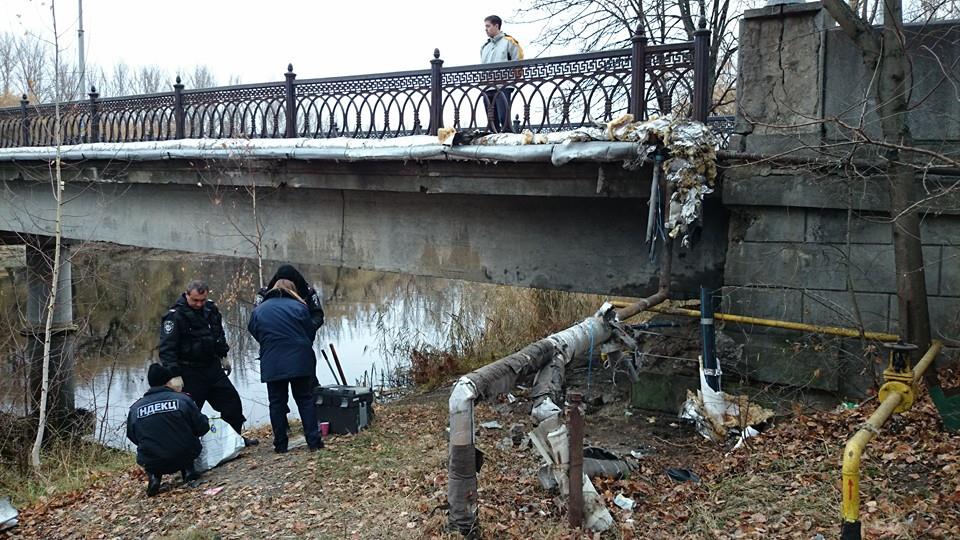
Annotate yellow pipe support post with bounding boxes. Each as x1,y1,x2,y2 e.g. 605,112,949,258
840,341,942,540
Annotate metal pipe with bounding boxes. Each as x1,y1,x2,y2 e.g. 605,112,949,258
840,391,902,539
840,341,942,540
610,302,901,342
912,340,942,384
700,286,720,392
615,183,673,322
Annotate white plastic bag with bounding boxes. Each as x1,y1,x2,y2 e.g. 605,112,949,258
193,417,245,473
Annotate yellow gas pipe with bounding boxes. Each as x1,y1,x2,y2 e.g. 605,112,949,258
605,299,941,539
607,301,900,342
841,340,942,539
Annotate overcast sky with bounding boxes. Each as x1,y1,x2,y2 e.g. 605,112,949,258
5,0,567,87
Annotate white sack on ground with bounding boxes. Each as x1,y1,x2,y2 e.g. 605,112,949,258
193,417,245,472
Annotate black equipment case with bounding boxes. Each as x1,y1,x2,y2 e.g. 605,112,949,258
315,385,375,434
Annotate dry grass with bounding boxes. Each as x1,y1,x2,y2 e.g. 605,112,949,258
0,437,133,508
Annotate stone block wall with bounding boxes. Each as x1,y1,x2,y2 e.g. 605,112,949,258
720,168,959,397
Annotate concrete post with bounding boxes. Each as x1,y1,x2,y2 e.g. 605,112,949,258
731,2,828,154
24,238,77,430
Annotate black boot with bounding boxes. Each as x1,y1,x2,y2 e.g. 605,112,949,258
181,466,201,483
146,473,162,497
243,436,259,447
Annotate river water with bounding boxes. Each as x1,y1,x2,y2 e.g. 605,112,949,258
0,247,491,448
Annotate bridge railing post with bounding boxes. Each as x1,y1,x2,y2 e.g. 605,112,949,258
630,23,647,120
429,48,444,136
20,94,30,147
285,64,297,138
692,18,711,123
87,86,100,143
173,76,185,139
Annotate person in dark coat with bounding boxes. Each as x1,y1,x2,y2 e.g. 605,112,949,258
127,363,210,496
159,279,256,446
255,264,324,327
248,279,324,453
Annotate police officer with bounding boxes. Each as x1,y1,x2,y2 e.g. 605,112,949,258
159,279,257,445
127,363,209,496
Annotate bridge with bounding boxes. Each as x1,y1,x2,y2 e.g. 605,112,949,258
6,4,955,404
0,23,727,298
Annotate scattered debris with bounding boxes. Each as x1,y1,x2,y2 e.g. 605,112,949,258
531,398,561,423
528,417,614,531
495,437,513,451
583,447,636,480
613,493,636,511
202,487,225,496
629,445,657,459
665,468,701,483
479,420,503,430
679,358,774,446
509,423,526,447
0,497,17,531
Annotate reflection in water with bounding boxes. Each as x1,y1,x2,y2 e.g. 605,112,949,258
0,247,488,448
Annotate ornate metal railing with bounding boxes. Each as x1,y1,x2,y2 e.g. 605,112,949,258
0,23,723,148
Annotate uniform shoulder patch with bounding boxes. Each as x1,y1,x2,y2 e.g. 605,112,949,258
162,320,175,335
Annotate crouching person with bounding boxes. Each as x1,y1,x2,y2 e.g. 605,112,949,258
127,363,210,496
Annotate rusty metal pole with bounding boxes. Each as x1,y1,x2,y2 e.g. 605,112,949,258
630,23,647,120
692,18,711,122
568,392,584,529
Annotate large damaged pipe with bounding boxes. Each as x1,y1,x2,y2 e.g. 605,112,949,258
447,179,676,534
447,310,614,534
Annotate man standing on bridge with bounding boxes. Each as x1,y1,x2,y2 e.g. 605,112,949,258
481,15,524,132
159,279,257,446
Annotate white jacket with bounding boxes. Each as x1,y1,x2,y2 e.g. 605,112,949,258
481,32,524,64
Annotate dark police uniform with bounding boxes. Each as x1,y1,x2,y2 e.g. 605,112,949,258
126,386,209,474
159,294,246,434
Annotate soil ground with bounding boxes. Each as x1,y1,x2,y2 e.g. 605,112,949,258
4,372,960,540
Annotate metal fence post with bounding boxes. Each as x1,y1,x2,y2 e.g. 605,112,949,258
87,86,100,143
568,392,584,529
630,23,647,120
20,94,30,146
173,76,185,139
429,48,444,136
693,18,711,123
630,21,647,120
285,64,297,138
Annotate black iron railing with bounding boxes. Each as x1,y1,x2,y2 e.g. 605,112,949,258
0,23,727,148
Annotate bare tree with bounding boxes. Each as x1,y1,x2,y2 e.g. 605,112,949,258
516,0,741,113
0,33,16,97
134,65,166,95
30,0,68,469
109,62,132,97
187,64,217,89
815,0,937,368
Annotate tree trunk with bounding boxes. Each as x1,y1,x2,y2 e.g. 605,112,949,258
873,0,932,364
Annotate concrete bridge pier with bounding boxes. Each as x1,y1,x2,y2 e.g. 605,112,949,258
23,237,77,429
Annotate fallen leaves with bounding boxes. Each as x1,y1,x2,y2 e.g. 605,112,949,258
7,384,960,539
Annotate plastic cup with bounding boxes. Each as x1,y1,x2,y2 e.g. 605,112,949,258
319,421,330,437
